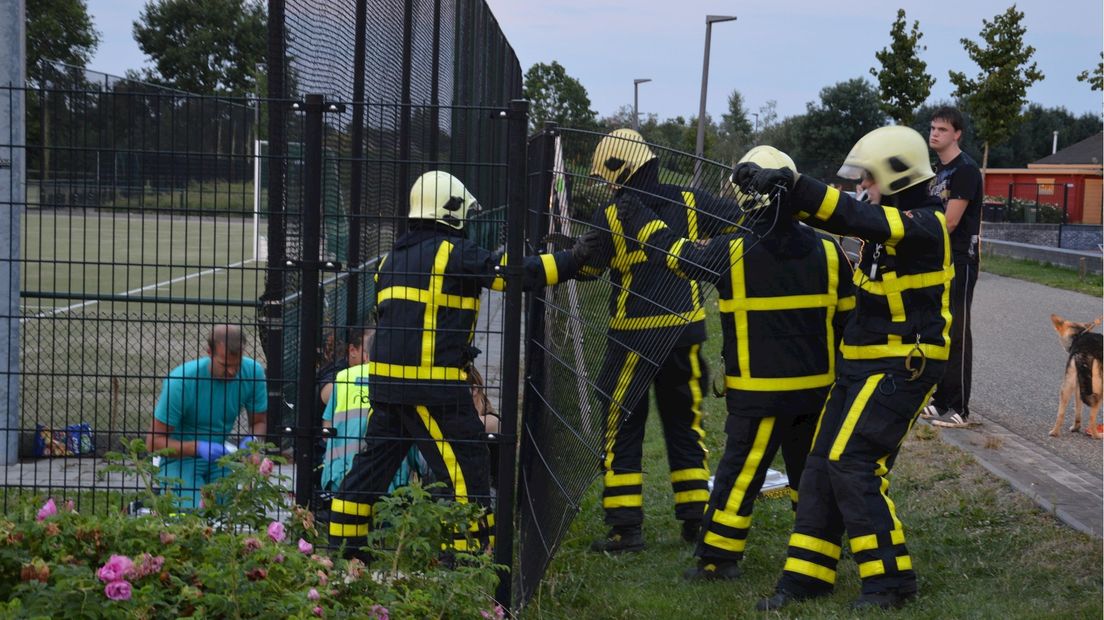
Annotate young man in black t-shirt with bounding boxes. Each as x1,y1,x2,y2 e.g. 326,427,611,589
924,106,983,428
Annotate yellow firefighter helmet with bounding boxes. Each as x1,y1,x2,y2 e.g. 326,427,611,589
408,171,480,229
836,126,934,195
590,128,657,186
730,145,798,210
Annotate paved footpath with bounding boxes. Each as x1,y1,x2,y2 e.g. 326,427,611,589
926,271,1102,538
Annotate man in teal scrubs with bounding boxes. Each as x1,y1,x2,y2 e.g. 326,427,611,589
146,324,268,508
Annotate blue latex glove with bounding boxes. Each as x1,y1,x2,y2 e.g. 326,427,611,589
195,440,230,462
238,435,260,452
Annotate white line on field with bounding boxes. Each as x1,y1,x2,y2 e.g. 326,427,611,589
28,258,259,320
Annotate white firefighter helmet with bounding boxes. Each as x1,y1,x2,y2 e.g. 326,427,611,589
836,126,934,195
730,145,798,210
590,128,657,186
408,171,480,229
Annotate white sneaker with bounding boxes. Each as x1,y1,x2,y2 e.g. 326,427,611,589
920,404,944,420
931,411,968,428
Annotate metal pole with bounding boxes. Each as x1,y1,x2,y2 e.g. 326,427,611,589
632,79,650,131
345,0,368,325
693,15,736,187
293,94,326,506
0,0,25,465
493,99,529,610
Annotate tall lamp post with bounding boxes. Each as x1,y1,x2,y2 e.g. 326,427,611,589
694,14,737,186
633,78,652,131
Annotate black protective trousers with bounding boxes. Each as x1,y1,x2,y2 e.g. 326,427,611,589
696,412,817,562
328,399,494,554
932,259,977,417
776,370,937,597
598,341,711,528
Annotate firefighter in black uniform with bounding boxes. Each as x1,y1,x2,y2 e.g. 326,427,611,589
615,145,856,580
585,129,739,552
735,127,953,611
329,171,596,555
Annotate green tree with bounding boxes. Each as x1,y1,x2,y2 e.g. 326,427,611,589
25,0,100,82
789,78,886,179
869,8,935,125
133,0,266,95
715,90,753,163
948,4,1045,171
1076,52,1103,91
522,61,597,131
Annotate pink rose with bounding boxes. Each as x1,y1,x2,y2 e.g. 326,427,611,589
310,554,333,570
259,458,275,476
159,532,175,545
369,604,389,620
242,537,262,552
273,553,285,564
97,555,134,583
312,606,324,617
104,580,132,601
246,567,268,581
298,538,314,554
267,521,286,543
36,498,57,521
308,588,320,601
316,570,328,586
64,499,75,512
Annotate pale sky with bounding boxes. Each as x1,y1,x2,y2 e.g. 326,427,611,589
83,0,1103,123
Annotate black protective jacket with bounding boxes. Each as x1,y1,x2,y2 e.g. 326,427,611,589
787,177,953,377
370,225,579,404
583,162,741,348
630,215,855,417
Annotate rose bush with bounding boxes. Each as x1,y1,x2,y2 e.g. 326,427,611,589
0,439,504,618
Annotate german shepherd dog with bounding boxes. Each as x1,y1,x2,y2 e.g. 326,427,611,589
1049,314,1103,439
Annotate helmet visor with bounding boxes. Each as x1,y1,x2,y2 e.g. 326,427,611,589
836,163,865,181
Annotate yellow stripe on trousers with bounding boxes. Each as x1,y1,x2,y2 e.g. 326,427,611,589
603,351,641,473
414,405,468,504
828,374,884,461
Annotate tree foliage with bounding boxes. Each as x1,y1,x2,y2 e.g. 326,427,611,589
948,4,1045,169
781,78,887,180
869,9,935,125
1076,52,1103,92
133,0,266,95
522,61,597,131
715,90,753,163
25,0,100,83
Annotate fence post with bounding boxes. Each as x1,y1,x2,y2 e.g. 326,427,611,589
494,99,529,610
345,0,369,325
292,94,327,506
0,1,24,465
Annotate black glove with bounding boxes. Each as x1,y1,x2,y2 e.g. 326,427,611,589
730,162,763,189
750,167,797,193
540,232,576,251
731,162,797,194
571,229,605,265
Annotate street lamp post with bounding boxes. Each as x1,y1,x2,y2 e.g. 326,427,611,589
633,78,652,131
694,14,737,186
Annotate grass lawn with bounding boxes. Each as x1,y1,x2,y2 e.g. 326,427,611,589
525,290,1102,618
527,415,1103,619
981,254,1102,297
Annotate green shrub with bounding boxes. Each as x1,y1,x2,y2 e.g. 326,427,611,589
985,195,1064,223
0,440,505,619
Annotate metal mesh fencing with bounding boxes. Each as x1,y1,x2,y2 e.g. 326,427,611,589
2,66,269,515
515,127,778,607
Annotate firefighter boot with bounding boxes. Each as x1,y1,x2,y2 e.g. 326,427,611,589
589,526,645,553
680,519,702,543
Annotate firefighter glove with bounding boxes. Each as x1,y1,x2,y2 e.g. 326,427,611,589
572,229,605,265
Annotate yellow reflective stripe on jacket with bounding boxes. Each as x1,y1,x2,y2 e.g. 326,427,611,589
422,242,454,365
681,191,699,240
377,286,480,310
854,269,952,295
608,309,705,330
539,253,560,285
491,253,507,290
722,237,840,391
814,186,840,221
368,362,467,381
840,341,949,361
936,210,955,351
882,206,905,245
